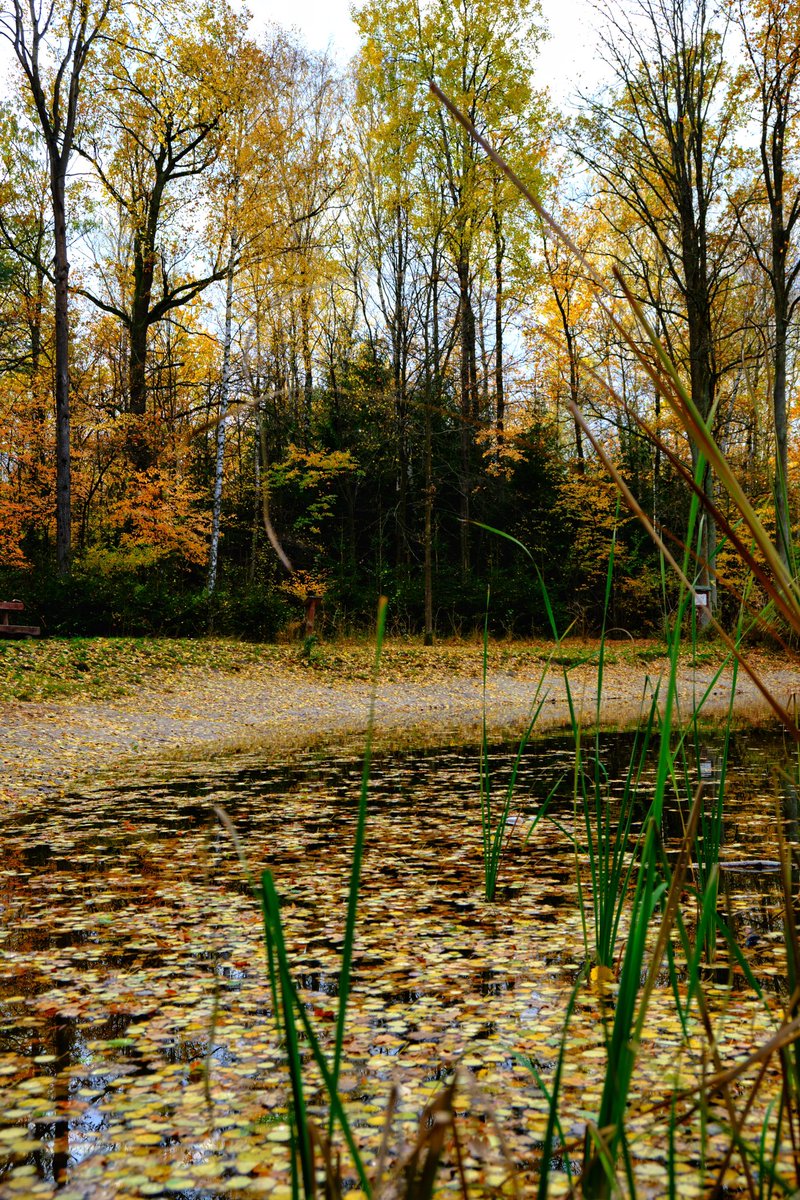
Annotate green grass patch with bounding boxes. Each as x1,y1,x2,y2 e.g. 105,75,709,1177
0,631,774,707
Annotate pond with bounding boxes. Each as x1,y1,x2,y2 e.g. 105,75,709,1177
0,725,797,1199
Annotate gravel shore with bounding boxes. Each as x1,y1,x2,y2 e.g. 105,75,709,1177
1,648,796,801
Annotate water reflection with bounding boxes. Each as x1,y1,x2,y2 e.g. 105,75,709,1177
0,725,796,1194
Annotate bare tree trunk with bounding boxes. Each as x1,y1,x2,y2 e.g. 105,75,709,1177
563,322,585,468
653,386,661,528
127,247,154,468
424,410,434,644
51,171,72,576
249,418,260,585
774,309,791,566
208,234,238,595
4,0,113,576
686,284,718,606
128,213,158,421
128,318,149,417
493,206,505,445
393,204,410,568
423,240,441,646
457,253,474,573
301,286,313,450
543,239,585,471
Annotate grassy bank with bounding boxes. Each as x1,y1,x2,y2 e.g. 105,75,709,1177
0,633,757,705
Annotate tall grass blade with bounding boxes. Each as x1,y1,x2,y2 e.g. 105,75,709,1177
286,962,373,1195
432,81,800,740
475,537,565,900
261,870,314,1198
516,976,584,1199
584,820,663,1196
331,596,388,1099
254,597,387,1195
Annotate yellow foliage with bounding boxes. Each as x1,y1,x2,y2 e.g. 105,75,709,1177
475,428,526,477
714,493,776,615
560,467,623,573
280,569,328,604
271,446,359,540
275,445,357,489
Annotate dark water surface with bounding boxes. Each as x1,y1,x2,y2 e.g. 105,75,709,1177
0,725,796,1198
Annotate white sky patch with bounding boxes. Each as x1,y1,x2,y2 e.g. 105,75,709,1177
0,0,605,106
245,0,606,100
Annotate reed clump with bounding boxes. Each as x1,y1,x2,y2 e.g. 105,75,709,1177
212,88,800,1200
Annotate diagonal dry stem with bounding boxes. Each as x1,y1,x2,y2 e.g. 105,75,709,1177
569,404,800,738
431,78,800,653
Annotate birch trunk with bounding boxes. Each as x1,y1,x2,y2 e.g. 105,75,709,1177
207,233,238,595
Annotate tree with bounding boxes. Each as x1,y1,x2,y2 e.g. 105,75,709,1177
228,38,347,598
736,0,800,569
206,31,290,594
0,107,50,386
577,0,740,607
1,0,113,573
541,218,591,471
77,0,235,444
272,45,346,450
352,63,427,569
355,0,545,575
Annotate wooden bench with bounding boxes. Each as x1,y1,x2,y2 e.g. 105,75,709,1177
0,600,40,637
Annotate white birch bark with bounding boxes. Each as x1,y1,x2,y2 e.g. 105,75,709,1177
207,231,238,595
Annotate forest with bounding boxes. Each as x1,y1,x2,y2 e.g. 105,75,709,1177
0,0,797,640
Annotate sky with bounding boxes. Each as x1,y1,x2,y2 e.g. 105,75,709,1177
0,0,604,104
247,0,604,102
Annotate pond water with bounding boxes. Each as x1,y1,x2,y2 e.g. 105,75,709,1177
0,726,797,1199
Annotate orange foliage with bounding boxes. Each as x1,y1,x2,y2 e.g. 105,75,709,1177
0,497,30,569
100,469,210,568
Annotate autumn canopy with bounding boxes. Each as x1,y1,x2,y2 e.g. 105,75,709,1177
0,0,796,638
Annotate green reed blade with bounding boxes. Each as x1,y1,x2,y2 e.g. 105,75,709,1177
472,521,561,643
514,972,585,1199
289,974,372,1196
331,596,387,1104
668,1095,678,1200
485,683,554,900
475,533,571,901
261,871,314,1198
586,822,661,1196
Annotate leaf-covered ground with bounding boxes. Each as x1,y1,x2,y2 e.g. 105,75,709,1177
0,634,786,705
0,638,797,1196
0,727,795,1198
0,636,793,803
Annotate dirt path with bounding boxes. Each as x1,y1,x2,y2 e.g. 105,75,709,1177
1,648,797,802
